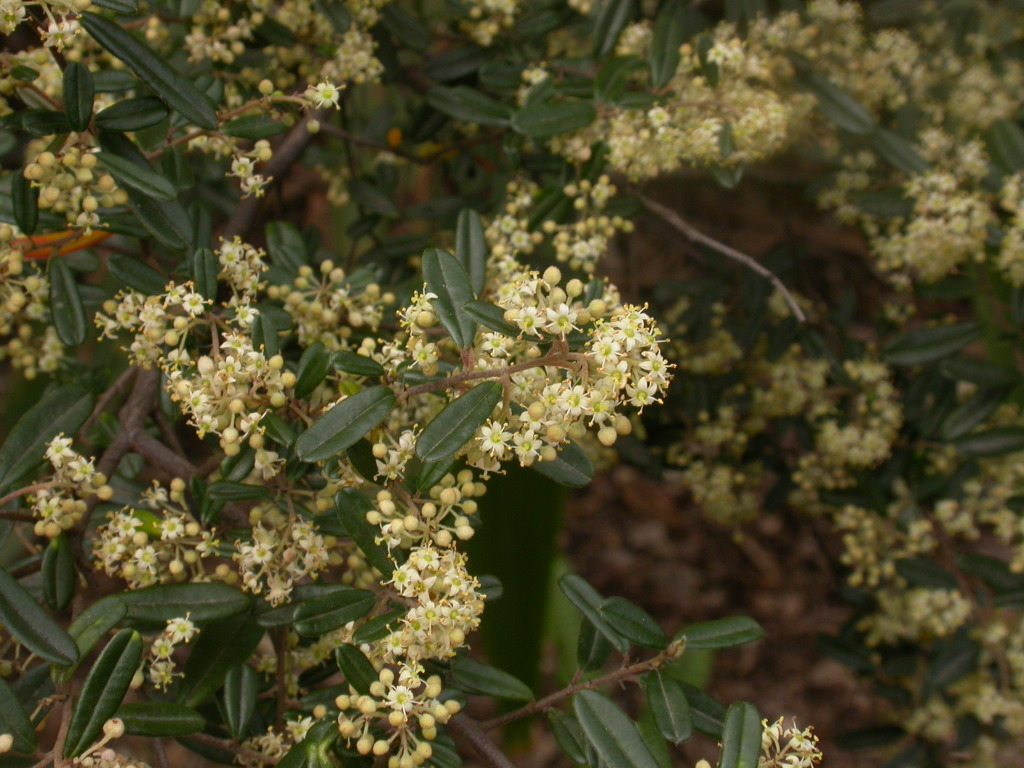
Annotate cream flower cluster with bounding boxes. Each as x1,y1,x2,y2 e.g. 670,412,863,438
148,615,199,690
459,0,521,46
759,718,823,768
29,434,112,538
0,0,91,47
235,515,329,606
23,147,124,229
0,248,64,379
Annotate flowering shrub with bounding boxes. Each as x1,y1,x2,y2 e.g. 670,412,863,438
2,0,1023,767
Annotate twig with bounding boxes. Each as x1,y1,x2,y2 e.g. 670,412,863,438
133,432,198,480
186,733,279,765
220,110,325,241
153,739,170,768
639,195,807,323
79,367,138,439
446,715,519,768
52,684,74,765
481,651,671,731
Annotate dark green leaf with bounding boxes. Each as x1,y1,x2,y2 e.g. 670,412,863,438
54,595,127,683
577,616,613,672
416,382,501,463
20,110,70,137
351,606,406,644
178,617,264,707
599,597,666,649
953,427,1024,457
79,13,217,129
65,630,142,757
642,672,692,744
381,4,430,50
265,221,308,272
894,558,959,589
223,664,259,740
426,86,512,127
119,583,249,625
513,102,597,138
350,178,399,217
718,702,761,768
206,481,270,503
97,151,176,201
334,644,377,695
941,386,1011,441
295,342,333,400
295,386,396,462
797,70,875,134
548,711,587,764
92,0,139,13
593,0,637,58
450,658,533,702
222,114,287,140
107,254,167,295
334,489,395,577
455,209,487,296
531,439,594,488
986,119,1024,174
116,703,204,737
940,357,1018,387
573,690,661,768
0,678,37,754
294,588,376,637
191,247,219,302
678,617,764,650
559,574,629,654
94,97,169,131
463,300,518,337
870,128,928,174
0,385,92,492
11,173,38,235
882,323,981,366
332,350,386,378
122,187,193,250
415,455,459,493
49,258,87,346
955,553,1024,593
41,534,76,612
421,248,477,348
63,63,95,133
926,633,978,693
649,4,687,88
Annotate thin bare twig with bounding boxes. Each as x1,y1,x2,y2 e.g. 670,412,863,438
640,195,807,323
79,367,138,439
446,715,519,768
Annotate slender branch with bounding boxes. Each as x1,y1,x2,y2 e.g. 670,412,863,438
446,715,519,768
481,651,672,731
80,367,138,440
639,195,807,323
0,481,59,510
221,110,326,241
133,432,198,479
186,733,279,765
52,685,74,766
396,350,572,403
153,738,170,768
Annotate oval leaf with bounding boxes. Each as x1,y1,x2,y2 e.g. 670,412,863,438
293,588,376,637
422,248,477,348
97,151,177,201
513,101,597,138
63,62,95,133
455,209,487,296
295,386,397,463
178,617,265,708
677,616,764,650
116,702,205,737
295,342,333,400
952,427,1024,457
531,439,594,488
335,644,377,695
449,658,533,702
119,583,249,626
223,664,259,740
333,350,385,377
573,690,661,768
718,702,762,768
49,258,88,346
94,97,170,131
642,672,692,744
54,595,127,683
559,574,629,654
883,323,981,367
41,534,76,611
416,382,502,463
599,597,666,649
0,677,37,754
0,568,78,666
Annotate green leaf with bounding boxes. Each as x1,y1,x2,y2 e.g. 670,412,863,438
449,658,533,702
869,128,928,175
649,4,687,88
940,357,1018,387
415,455,459,493
642,672,692,744
952,427,1024,457
54,595,127,683
577,616,614,672
718,702,762,768
416,382,501,463
116,703,204,737
882,323,981,366
295,342,333,400
986,119,1024,174
97,151,177,201
334,489,395,577
548,711,587,764
63,63,95,133
422,248,477,348
295,386,396,462
49,257,87,347
797,70,875,134
531,439,594,488
332,350,385,377
677,617,764,650
351,606,406,644
0,677,37,754
223,664,259,740
381,4,430,51
11,172,38,236
265,221,309,272
108,253,167,295
65,629,142,757
293,588,376,636
940,386,1011,441
178,617,264,707
426,86,512,127
191,247,219,302
334,644,377,695
350,178,399,217
19,110,70,137
79,13,217,130
455,209,487,296
894,558,959,590
598,597,666,649
92,0,139,13
206,481,270,503
559,574,629,654
222,114,287,140
119,583,249,626
573,690,661,768
665,681,725,738
122,187,193,250
41,534,76,611
593,0,637,58
94,97,169,131
463,300,518,337
0,385,92,493
513,102,597,138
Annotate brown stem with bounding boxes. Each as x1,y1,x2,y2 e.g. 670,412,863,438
639,195,807,323
133,432,198,480
79,367,138,441
446,715,519,768
186,733,279,765
52,684,73,766
481,651,672,731
396,350,571,403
